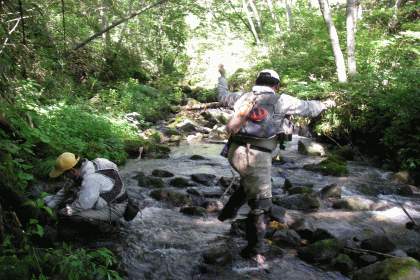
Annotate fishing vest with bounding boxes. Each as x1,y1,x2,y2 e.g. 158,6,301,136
235,92,281,139
92,160,127,204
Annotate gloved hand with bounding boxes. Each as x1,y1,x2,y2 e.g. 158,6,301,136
219,64,226,77
322,100,336,108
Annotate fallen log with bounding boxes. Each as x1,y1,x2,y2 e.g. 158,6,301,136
182,102,227,110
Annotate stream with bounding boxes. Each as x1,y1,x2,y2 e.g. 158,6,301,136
111,135,420,280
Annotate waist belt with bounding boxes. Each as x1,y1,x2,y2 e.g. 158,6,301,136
113,192,128,204
232,139,272,153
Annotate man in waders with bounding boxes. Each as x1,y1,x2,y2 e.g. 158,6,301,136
45,152,128,236
216,66,335,265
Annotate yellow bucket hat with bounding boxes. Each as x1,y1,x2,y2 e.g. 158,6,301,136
49,152,80,178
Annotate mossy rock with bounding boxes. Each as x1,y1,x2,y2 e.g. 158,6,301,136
352,257,420,280
150,189,193,206
164,129,183,137
332,198,370,211
303,154,349,177
288,186,313,195
297,238,345,263
331,145,354,161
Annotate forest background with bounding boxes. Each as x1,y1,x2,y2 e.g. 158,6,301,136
0,0,419,279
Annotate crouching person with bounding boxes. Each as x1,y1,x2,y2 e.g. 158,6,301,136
44,152,128,237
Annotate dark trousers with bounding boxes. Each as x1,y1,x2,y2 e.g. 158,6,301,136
219,185,272,256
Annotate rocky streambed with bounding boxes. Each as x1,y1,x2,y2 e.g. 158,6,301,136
110,128,420,280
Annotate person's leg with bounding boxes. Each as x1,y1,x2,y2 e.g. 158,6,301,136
218,185,247,221
241,198,272,262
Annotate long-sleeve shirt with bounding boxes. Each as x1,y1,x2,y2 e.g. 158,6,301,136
45,158,124,214
216,76,327,123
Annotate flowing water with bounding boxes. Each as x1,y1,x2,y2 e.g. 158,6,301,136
113,136,420,280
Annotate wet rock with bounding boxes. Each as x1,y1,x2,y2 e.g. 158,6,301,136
180,206,207,217
288,186,313,195
151,169,174,178
201,189,223,198
320,183,342,198
283,178,293,192
135,172,167,189
201,200,223,212
331,254,356,276
332,197,372,211
273,193,320,211
407,247,420,262
360,234,397,254
390,249,408,258
303,155,349,176
189,155,206,160
180,122,197,132
298,139,326,156
270,205,288,224
203,248,233,266
311,228,336,243
229,219,246,237
187,188,204,197
149,189,193,206
272,229,302,248
396,185,414,196
331,145,354,161
191,173,216,186
357,254,379,267
170,177,191,188
352,257,420,280
290,218,315,241
297,238,345,263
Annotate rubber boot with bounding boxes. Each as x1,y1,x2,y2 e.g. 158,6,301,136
218,185,247,221
241,209,267,258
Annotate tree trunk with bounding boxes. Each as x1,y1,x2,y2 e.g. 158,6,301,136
101,0,111,47
248,0,267,41
318,0,348,83
117,0,135,47
285,0,294,30
70,0,169,52
242,0,261,44
346,0,357,76
266,0,281,33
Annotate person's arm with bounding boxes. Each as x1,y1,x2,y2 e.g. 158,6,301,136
216,65,242,108
275,94,334,118
66,174,104,213
43,179,74,211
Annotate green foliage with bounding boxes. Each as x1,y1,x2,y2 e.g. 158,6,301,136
0,240,123,280
28,104,138,165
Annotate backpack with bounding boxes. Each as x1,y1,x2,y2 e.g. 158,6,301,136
227,92,281,139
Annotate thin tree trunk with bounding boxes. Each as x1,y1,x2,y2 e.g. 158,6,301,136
318,0,347,83
117,0,135,47
347,0,357,76
242,0,260,44
61,0,66,44
265,0,281,33
70,0,169,52
101,0,111,47
285,0,294,30
248,0,267,41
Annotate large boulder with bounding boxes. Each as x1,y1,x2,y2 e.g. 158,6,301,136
273,194,320,211
304,155,349,176
297,238,345,263
352,257,420,280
